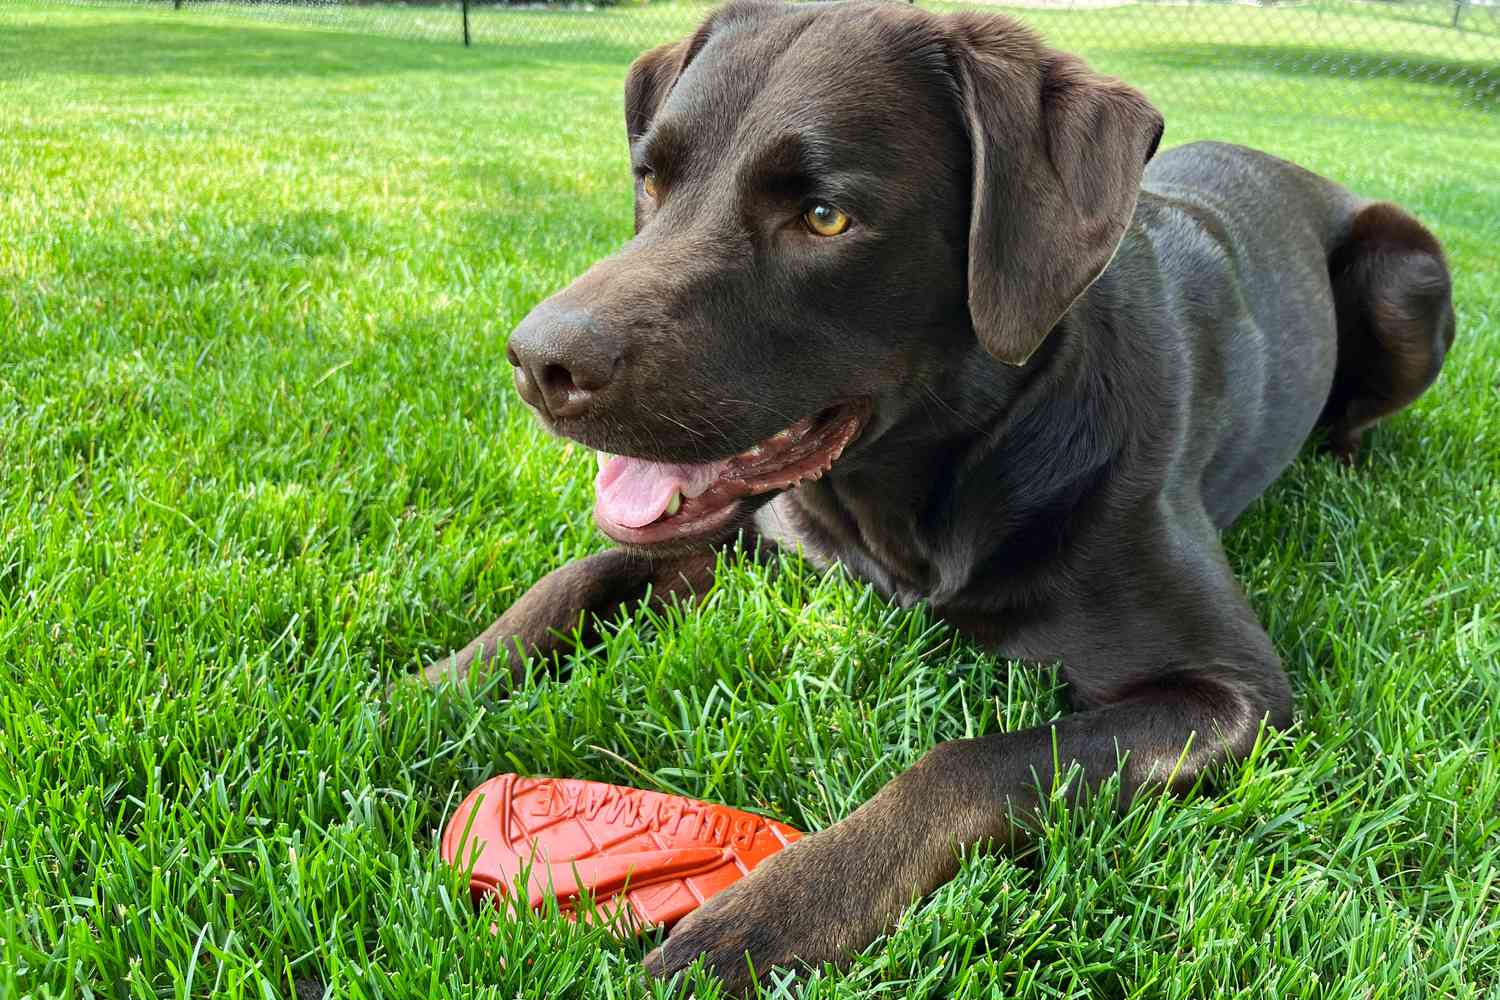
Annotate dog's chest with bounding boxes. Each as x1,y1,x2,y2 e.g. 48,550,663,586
756,487,983,611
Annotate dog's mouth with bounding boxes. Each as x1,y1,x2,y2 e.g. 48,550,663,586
592,401,869,547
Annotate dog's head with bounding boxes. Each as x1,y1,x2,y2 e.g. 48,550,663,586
506,0,1162,549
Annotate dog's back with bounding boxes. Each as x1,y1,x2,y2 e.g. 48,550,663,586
1137,141,1454,524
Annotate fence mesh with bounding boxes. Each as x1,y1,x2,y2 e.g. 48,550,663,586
41,0,1500,135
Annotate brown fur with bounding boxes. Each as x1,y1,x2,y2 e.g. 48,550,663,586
1322,201,1455,461
424,2,1455,992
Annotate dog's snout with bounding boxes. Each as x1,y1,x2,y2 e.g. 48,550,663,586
506,305,622,420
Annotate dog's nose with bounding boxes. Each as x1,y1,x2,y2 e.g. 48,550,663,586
506,304,622,420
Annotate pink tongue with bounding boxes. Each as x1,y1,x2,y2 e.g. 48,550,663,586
595,455,728,529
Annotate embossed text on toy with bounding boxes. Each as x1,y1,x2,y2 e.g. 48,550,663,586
526,779,766,849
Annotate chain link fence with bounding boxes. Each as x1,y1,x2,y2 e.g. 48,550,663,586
43,0,1500,133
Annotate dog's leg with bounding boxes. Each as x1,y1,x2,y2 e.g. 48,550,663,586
644,525,1291,993
423,535,769,687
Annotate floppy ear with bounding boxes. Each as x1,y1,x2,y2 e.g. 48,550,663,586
948,14,1164,365
623,26,713,232
624,37,691,147
625,0,782,146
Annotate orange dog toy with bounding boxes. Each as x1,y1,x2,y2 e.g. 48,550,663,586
442,774,802,932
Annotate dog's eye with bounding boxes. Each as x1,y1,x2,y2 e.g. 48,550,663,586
804,203,850,237
642,172,659,200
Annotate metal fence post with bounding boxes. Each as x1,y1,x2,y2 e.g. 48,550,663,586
462,0,471,46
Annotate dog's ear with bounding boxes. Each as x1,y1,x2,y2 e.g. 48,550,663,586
624,38,691,146
626,0,781,145
623,25,713,231
948,14,1163,366
624,9,727,146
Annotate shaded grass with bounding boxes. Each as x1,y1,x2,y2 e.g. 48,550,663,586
2,3,1498,999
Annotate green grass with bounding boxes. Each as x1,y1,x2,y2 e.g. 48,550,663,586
2,3,1499,998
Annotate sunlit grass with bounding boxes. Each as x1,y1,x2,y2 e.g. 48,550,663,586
2,3,1497,998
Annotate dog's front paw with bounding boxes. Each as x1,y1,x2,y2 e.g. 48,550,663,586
642,854,817,994
641,828,885,995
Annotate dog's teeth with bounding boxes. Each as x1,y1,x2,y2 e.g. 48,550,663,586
597,451,611,471
771,430,792,443
745,444,764,459
665,491,682,517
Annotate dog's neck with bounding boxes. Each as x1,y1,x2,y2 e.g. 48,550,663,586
782,234,1168,613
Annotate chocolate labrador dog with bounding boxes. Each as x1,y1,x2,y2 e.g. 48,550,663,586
426,0,1455,989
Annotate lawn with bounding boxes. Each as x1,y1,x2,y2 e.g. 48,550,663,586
2,2,1498,998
